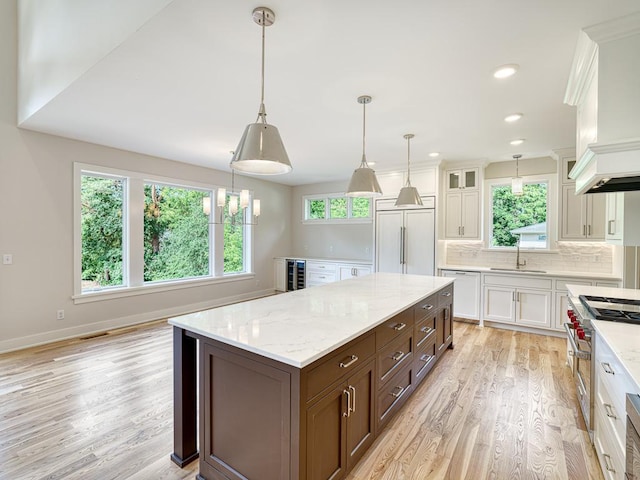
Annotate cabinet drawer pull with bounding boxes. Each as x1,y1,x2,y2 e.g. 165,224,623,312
393,323,407,331
339,355,358,368
391,351,405,362
349,385,356,414
420,326,433,335
420,354,434,363
390,386,406,398
343,389,351,417
608,219,615,235
441,291,452,297
422,304,434,310
604,403,617,419
603,453,615,473
601,362,615,375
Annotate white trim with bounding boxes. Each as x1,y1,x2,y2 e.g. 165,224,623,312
564,31,598,106
0,288,274,354
302,193,373,223
584,11,640,44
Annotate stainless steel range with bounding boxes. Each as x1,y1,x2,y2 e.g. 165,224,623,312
566,294,640,441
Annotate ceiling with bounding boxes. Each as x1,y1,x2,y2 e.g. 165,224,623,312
18,0,640,186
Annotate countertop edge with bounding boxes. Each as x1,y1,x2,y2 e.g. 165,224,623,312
439,265,621,280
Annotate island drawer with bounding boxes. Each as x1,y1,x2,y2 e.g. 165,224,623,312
437,284,454,307
378,331,413,387
414,293,438,321
305,333,375,402
414,337,437,385
414,314,436,348
377,363,413,431
376,309,414,349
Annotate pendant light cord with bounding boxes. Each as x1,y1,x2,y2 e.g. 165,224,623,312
406,136,412,186
361,100,367,166
257,10,267,123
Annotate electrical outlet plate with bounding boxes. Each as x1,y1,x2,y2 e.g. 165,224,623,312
56,310,65,320
2,254,12,265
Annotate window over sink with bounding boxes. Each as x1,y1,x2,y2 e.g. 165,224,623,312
303,194,371,223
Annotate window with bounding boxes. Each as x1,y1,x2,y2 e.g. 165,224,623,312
304,194,371,223
75,164,252,301
489,181,549,249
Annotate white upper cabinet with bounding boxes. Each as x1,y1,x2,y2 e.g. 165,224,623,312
560,184,605,241
375,167,437,197
446,168,478,191
605,191,640,245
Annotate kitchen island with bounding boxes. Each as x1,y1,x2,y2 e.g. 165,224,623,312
169,272,454,480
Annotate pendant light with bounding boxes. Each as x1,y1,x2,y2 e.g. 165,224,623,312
204,169,261,226
230,7,292,175
512,154,523,196
346,95,382,197
395,134,423,207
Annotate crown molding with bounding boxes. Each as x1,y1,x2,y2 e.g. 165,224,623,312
564,31,598,106
584,11,640,44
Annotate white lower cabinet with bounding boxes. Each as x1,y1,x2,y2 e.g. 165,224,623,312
441,270,480,320
594,331,637,480
338,265,372,281
274,258,286,292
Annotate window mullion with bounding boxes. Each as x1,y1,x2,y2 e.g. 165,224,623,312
128,178,145,287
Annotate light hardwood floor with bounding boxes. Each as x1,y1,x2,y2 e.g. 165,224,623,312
0,320,602,480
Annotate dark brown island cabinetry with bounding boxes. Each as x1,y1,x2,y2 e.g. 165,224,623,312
172,278,454,480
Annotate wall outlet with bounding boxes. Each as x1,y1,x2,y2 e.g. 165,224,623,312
56,310,65,320
2,254,12,265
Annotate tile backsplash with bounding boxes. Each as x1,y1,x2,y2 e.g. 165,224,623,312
445,241,614,274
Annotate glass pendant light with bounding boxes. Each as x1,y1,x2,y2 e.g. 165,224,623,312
230,7,292,175
512,154,523,196
346,95,382,197
395,134,423,207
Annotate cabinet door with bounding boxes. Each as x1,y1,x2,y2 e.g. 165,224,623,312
338,265,371,280
483,286,515,323
606,192,623,242
561,184,587,239
447,170,462,190
375,211,403,273
516,289,551,328
435,307,452,356
275,259,286,292
345,360,375,470
462,168,478,190
404,209,435,275
554,292,570,331
587,193,606,240
442,271,480,320
410,168,437,195
445,192,462,238
306,384,347,480
461,191,479,238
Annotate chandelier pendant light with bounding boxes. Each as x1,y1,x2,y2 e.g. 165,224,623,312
230,7,292,175
204,170,261,226
511,154,524,196
346,95,382,197
395,134,423,207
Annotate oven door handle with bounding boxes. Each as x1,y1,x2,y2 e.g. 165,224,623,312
564,323,591,360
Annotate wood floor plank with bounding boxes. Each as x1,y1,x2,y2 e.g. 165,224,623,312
0,320,603,480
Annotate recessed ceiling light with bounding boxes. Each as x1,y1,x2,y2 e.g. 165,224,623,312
493,64,519,79
504,113,523,123
510,139,525,146
428,152,440,158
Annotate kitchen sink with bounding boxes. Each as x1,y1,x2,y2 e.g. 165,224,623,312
489,267,547,273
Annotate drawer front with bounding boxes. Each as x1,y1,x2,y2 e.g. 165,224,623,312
378,332,413,386
305,333,375,402
414,314,436,348
437,285,454,308
306,261,337,274
554,278,592,291
377,364,413,430
483,274,552,290
414,337,437,384
376,309,414,350
307,271,336,285
596,335,637,421
595,376,626,452
414,294,438,322
594,403,626,480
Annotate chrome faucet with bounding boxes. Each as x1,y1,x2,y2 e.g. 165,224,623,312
516,236,527,269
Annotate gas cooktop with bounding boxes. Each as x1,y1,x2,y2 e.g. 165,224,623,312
579,295,640,324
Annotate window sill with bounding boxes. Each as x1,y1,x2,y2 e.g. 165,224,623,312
73,273,255,304
302,218,372,225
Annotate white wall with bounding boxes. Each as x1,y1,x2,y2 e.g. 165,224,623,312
291,181,374,261
0,1,292,352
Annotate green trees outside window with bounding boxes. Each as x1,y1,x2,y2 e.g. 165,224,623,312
491,183,548,248
305,195,371,221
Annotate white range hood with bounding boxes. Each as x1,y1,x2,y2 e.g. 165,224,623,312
565,13,640,194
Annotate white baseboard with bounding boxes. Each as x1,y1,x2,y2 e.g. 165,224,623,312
0,288,276,354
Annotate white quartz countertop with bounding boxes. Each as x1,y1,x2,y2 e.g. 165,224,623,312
439,265,621,281
567,284,640,392
169,273,453,368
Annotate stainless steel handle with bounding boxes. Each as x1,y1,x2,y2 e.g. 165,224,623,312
420,354,433,363
604,403,617,419
318,265,326,269
399,227,404,265
455,272,467,275
390,386,405,398
339,355,359,368
608,219,615,235
461,226,465,236
319,276,326,279
563,324,591,359
420,326,433,335
601,362,615,375
402,227,406,264
603,453,615,473
458,226,461,236
343,389,351,417
349,385,356,414
393,323,407,331
391,351,405,362
441,291,452,297
588,224,592,236
512,291,516,302
582,225,586,236
422,304,434,310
